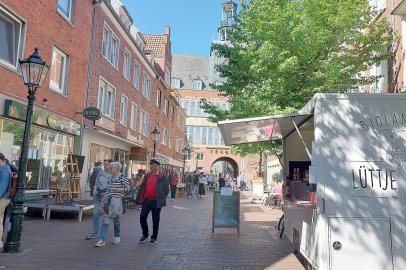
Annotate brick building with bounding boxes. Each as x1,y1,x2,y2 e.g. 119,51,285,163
81,0,186,187
0,0,93,195
172,1,258,180
0,0,187,198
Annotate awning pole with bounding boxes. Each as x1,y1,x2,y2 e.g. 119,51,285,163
292,119,312,160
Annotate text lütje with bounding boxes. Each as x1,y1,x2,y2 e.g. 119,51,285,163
352,166,397,190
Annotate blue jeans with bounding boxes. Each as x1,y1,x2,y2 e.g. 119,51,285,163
90,196,103,234
99,215,120,241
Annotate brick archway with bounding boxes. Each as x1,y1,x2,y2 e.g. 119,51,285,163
211,156,239,177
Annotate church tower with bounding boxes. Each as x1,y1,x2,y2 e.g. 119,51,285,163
210,0,237,84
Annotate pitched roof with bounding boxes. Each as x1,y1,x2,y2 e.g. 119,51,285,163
172,54,212,90
142,34,166,57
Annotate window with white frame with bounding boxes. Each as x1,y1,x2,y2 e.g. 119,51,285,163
192,80,203,90
140,110,149,136
169,132,172,149
161,128,168,145
196,152,204,161
156,90,161,107
57,0,73,21
50,47,69,95
0,7,23,69
164,68,170,86
164,98,169,115
120,95,128,125
170,105,174,120
123,49,131,80
171,78,181,88
98,79,116,118
102,24,119,67
142,73,151,100
176,109,181,128
133,62,140,89
130,103,137,130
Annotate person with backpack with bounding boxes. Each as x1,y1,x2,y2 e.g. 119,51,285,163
0,153,12,249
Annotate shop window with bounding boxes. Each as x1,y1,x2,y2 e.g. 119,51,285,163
0,6,24,70
50,47,69,95
0,118,73,191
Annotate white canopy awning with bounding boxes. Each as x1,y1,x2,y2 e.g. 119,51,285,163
218,113,313,146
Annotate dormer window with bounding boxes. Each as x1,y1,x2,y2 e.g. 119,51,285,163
172,78,181,88
192,80,203,90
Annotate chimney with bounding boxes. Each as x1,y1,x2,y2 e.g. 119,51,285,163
165,26,171,37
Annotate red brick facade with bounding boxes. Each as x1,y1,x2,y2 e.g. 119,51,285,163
0,0,92,120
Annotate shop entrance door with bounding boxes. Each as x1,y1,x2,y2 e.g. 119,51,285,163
329,217,393,270
114,148,129,176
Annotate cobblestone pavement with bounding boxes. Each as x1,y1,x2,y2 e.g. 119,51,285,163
0,191,305,270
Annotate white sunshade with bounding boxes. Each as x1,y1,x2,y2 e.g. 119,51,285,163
218,113,313,146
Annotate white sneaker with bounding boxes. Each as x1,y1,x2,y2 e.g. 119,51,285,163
113,237,120,244
94,239,106,247
0,242,3,249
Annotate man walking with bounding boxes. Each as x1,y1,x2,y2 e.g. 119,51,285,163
85,159,113,240
95,162,130,247
136,159,169,245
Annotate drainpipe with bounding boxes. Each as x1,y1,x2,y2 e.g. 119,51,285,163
78,0,102,155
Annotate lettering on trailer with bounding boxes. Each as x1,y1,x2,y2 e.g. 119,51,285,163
352,167,397,191
359,113,406,132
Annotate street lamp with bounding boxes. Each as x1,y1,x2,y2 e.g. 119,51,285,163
4,48,49,253
151,125,160,157
182,146,189,183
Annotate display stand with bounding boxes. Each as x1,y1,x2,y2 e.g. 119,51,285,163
212,190,240,236
66,154,83,201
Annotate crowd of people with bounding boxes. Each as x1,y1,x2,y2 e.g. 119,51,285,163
1,150,248,249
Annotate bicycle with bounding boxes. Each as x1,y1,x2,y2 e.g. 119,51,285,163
276,213,284,238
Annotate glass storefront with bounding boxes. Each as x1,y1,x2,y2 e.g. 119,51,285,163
88,144,130,178
0,117,74,191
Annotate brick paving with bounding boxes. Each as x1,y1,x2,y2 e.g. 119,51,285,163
0,192,305,270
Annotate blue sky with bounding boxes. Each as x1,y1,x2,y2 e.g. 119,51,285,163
120,0,234,56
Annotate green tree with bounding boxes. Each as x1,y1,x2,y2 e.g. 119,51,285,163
203,0,394,155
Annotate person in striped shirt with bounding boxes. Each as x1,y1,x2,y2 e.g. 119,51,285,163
95,162,130,247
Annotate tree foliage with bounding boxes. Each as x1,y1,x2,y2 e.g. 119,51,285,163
203,0,395,155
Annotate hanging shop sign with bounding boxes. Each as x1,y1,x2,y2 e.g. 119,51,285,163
83,107,102,121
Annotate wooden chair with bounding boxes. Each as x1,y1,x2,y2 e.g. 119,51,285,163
46,176,71,204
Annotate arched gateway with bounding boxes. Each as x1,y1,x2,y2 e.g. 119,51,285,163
210,156,239,177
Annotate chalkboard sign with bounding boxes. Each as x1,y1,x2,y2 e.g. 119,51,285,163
212,191,240,235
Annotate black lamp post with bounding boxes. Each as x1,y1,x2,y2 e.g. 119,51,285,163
4,48,49,253
182,146,189,183
151,126,160,157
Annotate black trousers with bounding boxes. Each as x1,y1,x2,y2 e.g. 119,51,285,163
170,185,176,199
140,199,161,239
